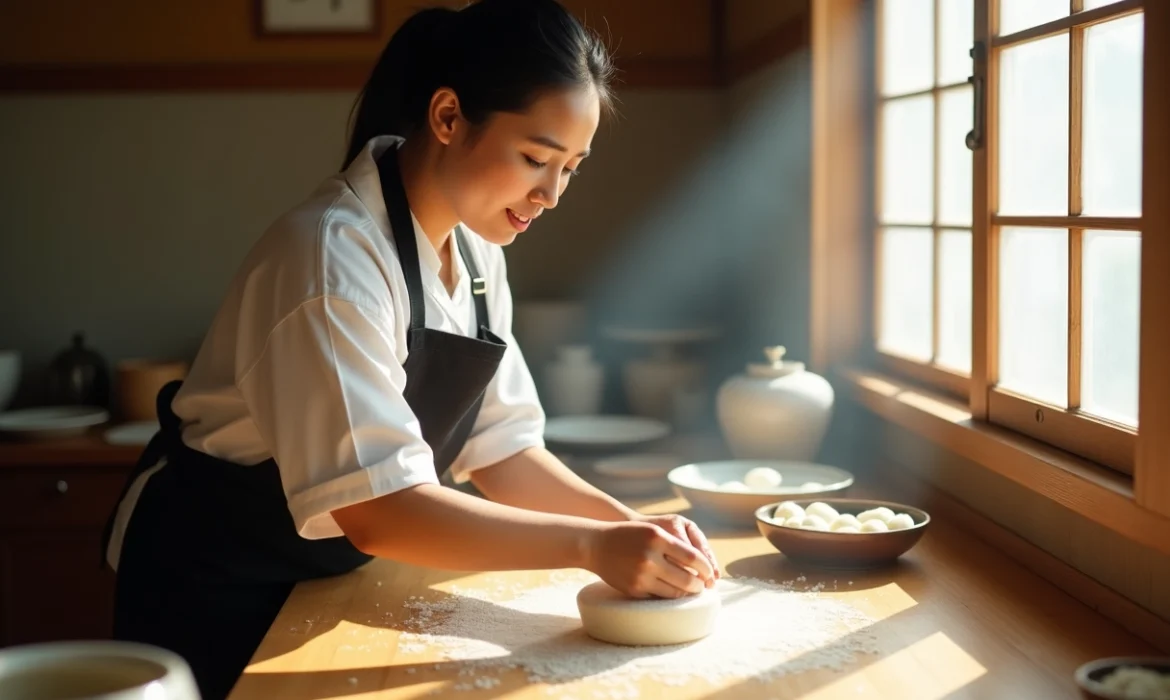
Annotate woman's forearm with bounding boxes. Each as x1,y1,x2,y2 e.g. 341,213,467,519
469,447,640,521
332,482,604,571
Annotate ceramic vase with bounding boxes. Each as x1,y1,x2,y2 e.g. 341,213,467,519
543,345,604,415
716,346,834,461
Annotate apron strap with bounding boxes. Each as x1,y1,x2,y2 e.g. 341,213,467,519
98,379,185,568
375,147,427,335
453,225,490,332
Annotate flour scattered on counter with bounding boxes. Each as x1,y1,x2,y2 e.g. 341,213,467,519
395,573,878,694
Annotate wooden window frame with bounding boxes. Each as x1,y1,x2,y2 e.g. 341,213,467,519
974,0,1142,475
873,0,1145,474
810,0,1170,530
873,0,973,401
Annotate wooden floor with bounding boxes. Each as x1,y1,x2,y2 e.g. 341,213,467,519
228,493,1158,699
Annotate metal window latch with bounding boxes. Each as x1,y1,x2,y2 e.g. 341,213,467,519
966,42,986,151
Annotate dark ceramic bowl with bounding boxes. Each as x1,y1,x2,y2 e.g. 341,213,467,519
755,498,930,569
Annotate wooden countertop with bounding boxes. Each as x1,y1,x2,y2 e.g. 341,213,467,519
230,493,1160,699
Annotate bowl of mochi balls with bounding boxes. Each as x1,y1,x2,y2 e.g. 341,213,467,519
754,498,930,568
667,460,854,526
1075,656,1170,699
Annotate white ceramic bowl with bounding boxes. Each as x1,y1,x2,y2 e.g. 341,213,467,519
668,460,854,526
0,350,20,411
0,640,201,699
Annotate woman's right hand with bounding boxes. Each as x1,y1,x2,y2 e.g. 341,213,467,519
584,520,715,598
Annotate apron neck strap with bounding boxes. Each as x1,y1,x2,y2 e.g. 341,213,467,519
375,147,427,334
375,147,490,333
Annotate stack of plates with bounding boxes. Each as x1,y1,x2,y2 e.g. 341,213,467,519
543,415,675,498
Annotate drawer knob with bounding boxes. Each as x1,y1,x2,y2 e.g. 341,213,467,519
55,480,69,494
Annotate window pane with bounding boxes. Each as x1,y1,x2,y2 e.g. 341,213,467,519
881,95,934,225
1083,14,1143,217
1082,231,1140,427
999,0,1067,36
939,0,974,85
881,0,934,96
1084,0,1124,9
939,86,973,226
879,228,933,361
999,227,1068,407
999,34,1070,216
938,229,972,373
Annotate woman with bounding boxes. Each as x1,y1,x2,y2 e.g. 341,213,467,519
101,1,719,698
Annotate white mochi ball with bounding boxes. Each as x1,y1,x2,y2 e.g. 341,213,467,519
799,515,830,531
720,480,749,492
744,467,783,490
887,513,916,530
773,501,805,522
857,507,896,524
860,519,890,533
830,514,861,531
693,478,719,490
835,526,861,534
783,516,805,528
806,502,840,522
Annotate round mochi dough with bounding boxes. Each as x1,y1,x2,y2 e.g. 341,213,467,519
773,501,805,522
835,526,861,533
860,519,890,533
783,516,805,528
806,502,840,522
744,467,783,490
576,581,721,646
720,480,750,492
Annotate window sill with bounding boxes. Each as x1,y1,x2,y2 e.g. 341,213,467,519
840,366,1170,557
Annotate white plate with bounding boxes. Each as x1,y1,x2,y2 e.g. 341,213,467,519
104,421,160,445
593,453,680,479
0,406,110,440
543,415,671,450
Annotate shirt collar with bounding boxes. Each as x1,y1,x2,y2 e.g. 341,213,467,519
345,134,457,280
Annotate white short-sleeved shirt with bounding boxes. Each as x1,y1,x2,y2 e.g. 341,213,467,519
105,135,546,569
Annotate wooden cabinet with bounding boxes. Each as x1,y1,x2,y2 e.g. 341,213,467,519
0,440,138,648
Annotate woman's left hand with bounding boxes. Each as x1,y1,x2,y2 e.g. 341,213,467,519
632,513,721,588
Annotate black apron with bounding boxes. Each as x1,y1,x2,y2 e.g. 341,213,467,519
101,149,507,700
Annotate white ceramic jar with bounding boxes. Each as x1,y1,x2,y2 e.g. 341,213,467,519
542,345,605,415
716,346,834,461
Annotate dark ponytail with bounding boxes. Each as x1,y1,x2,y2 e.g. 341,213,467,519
343,0,615,168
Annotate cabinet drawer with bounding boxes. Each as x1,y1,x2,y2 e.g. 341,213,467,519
0,467,132,530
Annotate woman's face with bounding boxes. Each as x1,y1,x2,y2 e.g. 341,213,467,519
434,84,601,246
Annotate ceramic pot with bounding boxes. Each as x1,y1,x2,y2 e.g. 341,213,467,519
543,345,604,415
716,346,834,461
0,640,201,699
46,332,110,408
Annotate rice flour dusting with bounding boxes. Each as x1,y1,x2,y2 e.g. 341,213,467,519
396,572,879,694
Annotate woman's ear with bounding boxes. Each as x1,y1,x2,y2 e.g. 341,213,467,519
428,87,463,146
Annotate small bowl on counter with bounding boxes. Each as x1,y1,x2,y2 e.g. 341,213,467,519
755,498,930,568
667,460,854,526
1074,656,1170,699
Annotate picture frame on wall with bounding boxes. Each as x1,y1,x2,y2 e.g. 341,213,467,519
255,0,381,37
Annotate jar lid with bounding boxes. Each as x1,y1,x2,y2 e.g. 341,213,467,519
746,346,804,378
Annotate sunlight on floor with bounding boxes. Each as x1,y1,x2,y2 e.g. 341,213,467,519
797,631,986,699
